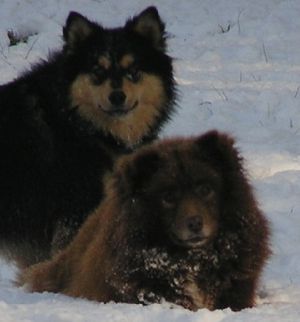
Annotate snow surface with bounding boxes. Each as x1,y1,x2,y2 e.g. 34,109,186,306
0,0,300,321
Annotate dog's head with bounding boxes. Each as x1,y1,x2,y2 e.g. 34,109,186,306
115,131,242,249
63,7,175,147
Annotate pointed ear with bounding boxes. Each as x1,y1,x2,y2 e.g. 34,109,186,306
63,12,94,50
196,130,241,171
117,149,162,195
126,6,166,51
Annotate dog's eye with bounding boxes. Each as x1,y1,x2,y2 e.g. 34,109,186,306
195,183,214,197
92,65,106,78
161,192,176,208
126,68,141,83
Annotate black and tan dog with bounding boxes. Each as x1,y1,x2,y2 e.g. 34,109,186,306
0,7,176,267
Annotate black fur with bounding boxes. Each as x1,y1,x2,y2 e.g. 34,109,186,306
0,7,176,267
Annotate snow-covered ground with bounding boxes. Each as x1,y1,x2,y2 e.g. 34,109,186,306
0,0,300,321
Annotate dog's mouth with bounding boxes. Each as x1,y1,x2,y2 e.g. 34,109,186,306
99,101,138,117
169,232,209,249
184,236,209,248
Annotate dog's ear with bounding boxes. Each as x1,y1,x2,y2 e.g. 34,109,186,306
117,149,162,195
196,130,242,171
126,6,166,51
63,12,94,50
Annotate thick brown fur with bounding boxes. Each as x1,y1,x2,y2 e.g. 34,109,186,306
18,131,270,311
0,7,176,267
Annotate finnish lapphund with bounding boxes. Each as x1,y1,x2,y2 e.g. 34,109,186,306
0,7,176,267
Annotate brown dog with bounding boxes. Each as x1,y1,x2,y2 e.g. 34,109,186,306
18,131,270,311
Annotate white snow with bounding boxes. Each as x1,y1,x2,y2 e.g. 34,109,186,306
0,0,300,321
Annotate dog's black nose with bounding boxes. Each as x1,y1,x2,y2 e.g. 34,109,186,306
186,216,203,234
109,91,126,107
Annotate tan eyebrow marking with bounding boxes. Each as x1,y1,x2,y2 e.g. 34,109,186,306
119,54,135,69
98,56,111,70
